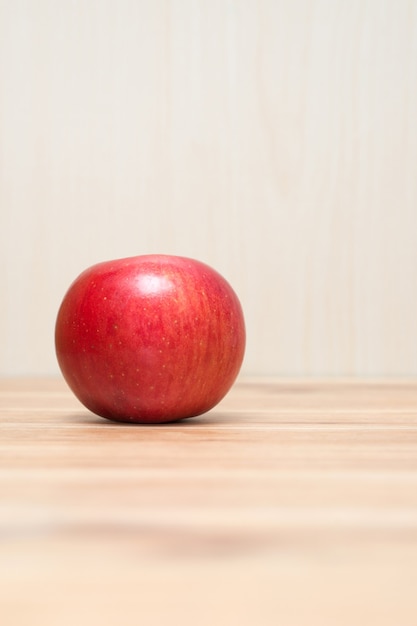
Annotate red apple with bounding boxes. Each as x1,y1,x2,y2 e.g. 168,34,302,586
55,254,245,423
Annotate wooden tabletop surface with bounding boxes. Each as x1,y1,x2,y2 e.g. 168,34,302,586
1,378,417,625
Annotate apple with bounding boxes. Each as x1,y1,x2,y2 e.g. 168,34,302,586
55,254,245,423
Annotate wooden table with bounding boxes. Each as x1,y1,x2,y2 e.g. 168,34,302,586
1,378,417,625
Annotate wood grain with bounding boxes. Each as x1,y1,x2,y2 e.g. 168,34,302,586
1,1,417,377
1,378,417,625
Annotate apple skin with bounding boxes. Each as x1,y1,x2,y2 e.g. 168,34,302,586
55,255,245,423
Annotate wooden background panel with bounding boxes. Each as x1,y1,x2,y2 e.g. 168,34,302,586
0,0,417,376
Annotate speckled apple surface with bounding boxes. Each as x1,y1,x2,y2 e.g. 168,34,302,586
55,255,245,423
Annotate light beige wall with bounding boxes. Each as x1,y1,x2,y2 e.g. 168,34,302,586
1,0,417,377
